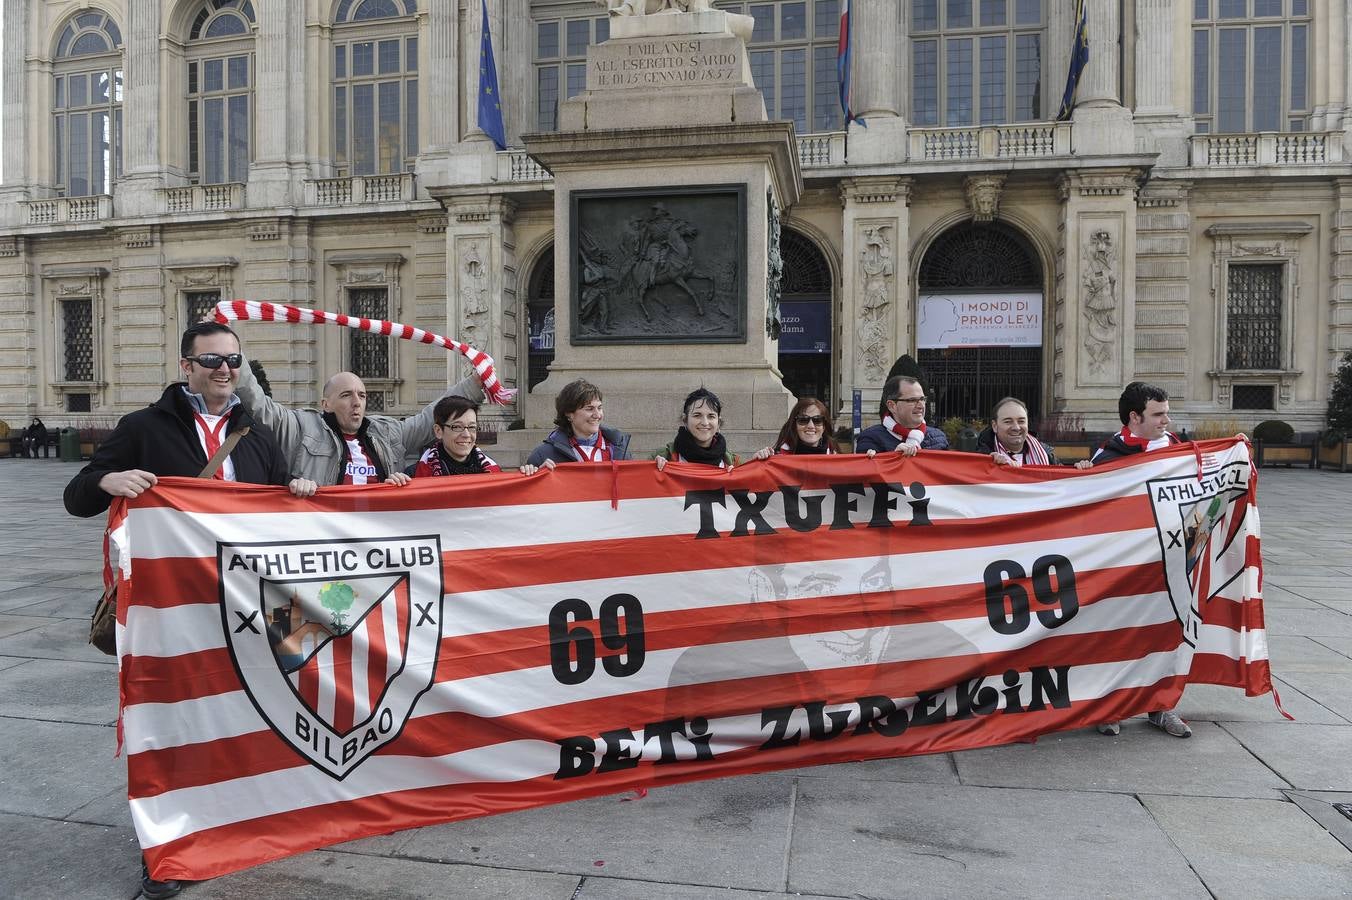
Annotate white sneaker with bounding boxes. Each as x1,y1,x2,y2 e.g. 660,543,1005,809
1147,709,1192,738
1096,721,1121,736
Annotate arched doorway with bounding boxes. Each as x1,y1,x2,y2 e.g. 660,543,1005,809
916,222,1044,424
777,229,834,406
525,245,555,391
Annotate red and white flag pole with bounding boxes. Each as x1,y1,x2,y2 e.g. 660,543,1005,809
213,299,516,405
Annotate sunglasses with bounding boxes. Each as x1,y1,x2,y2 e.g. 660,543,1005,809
795,415,826,426
185,353,243,370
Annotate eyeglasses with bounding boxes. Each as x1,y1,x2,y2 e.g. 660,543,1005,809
438,423,478,434
184,353,243,370
795,415,826,426
892,395,927,405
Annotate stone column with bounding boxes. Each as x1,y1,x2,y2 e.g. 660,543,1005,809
415,0,459,188
838,176,912,423
443,0,505,186
0,236,35,410
1054,169,1141,429
118,0,165,216
1071,0,1133,156
248,0,308,207
442,195,519,425
1133,180,1192,404
1132,0,1190,167
845,4,906,164
0,0,30,224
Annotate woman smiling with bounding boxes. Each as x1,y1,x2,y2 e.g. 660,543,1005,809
655,387,739,470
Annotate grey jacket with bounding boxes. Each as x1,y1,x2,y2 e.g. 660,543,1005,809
234,355,484,484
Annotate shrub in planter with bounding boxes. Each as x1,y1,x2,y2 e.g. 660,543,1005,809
1253,419,1295,444
1326,350,1352,444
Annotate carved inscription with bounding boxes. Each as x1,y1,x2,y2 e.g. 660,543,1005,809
590,40,740,89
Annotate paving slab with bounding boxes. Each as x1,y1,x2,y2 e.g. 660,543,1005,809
577,878,841,900
1314,636,1352,659
787,780,1208,900
1176,679,1346,725
1263,607,1352,638
0,614,50,639
1223,723,1352,791
0,718,123,819
65,785,133,829
0,655,33,673
0,658,118,724
775,750,960,785
6,590,106,620
1286,791,1352,854
186,850,584,900
1271,672,1352,723
1259,585,1327,609
0,584,83,613
0,812,141,900
953,721,1292,798
397,774,794,891
1140,795,1352,899
0,617,116,664
1268,635,1352,674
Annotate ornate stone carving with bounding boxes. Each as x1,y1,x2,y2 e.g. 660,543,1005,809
346,268,388,285
459,242,490,348
1236,243,1281,257
597,0,754,42
1081,229,1118,375
418,215,448,234
766,190,783,339
56,278,94,297
858,224,895,382
248,220,281,241
0,237,20,257
964,174,1006,223
120,228,153,249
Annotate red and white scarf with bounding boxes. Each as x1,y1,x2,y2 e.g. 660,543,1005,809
214,300,516,405
1118,426,1179,453
995,433,1051,467
570,431,611,463
883,415,926,446
191,411,235,481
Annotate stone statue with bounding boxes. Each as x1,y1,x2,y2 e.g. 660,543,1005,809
459,242,489,349
596,0,754,42
858,225,895,382
1082,229,1118,374
766,192,783,339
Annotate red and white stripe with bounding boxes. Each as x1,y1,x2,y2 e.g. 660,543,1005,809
213,299,516,405
112,439,1268,882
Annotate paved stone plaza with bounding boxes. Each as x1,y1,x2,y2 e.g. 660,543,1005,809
1,459,1349,899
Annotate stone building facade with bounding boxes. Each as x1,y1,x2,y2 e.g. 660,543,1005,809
2,0,1351,452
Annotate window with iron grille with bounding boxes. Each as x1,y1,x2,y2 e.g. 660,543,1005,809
1192,0,1310,133
1232,384,1275,409
332,0,419,176
67,393,92,413
1226,263,1281,370
186,1,255,184
62,298,95,382
347,288,391,410
184,290,222,327
52,12,124,197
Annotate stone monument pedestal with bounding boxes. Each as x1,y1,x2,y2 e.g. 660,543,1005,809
522,10,802,433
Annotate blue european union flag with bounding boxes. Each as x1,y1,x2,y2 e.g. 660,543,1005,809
1057,0,1089,121
477,0,507,150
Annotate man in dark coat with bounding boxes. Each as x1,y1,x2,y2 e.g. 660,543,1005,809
854,375,950,455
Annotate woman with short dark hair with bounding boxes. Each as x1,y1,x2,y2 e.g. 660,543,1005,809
525,379,632,467
655,387,739,469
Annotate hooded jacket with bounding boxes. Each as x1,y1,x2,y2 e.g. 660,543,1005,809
526,426,632,466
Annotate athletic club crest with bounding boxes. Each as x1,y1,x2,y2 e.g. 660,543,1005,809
1146,448,1253,645
219,536,444,779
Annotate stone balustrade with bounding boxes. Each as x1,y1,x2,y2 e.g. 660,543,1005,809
304,173,416,207
21,195,113,225
1190,131,1344,167
159,183,245,214
909,122,1073,161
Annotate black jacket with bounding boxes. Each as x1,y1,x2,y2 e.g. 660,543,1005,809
64,383,289,518
526,425,632,466
973,426,1058,464
1091,431,1181,465
855,423,950,453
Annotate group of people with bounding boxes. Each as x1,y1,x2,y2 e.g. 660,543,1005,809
62,322,1193,899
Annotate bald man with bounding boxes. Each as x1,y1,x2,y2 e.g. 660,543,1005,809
234,356,483,487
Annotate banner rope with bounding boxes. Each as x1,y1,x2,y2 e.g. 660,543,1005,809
213,300,517,405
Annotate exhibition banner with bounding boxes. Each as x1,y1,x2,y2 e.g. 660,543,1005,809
918,292,1043,348
110,439,1268,880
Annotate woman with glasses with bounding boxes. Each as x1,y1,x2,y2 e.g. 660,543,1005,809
414,396,546,477
526,379,632,467
655,387,740,469
753,397,857,459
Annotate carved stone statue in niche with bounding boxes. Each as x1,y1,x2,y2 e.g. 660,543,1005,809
1082,229,1118,374
573,189,744,343
459,243,490,348
858,224,895,381
597,0,754,42
766,191,783,339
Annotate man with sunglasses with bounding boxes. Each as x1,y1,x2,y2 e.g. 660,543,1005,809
231,348,484,488
64,322,306,518
854,375,951,455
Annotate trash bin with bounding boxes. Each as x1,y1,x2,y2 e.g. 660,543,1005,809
957,426,979,453
59,427,81,462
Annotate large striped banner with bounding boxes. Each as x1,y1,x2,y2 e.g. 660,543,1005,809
112,438,1269,881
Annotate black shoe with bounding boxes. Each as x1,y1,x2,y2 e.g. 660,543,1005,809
141,859,182,899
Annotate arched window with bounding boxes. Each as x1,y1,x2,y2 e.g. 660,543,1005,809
716,1,843,133
186,1,256,184
52,11,124,197
910,0,1046,127
1192,0,1309,133
332,0,420,175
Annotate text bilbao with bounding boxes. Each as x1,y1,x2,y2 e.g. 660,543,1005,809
115,440,1267,880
